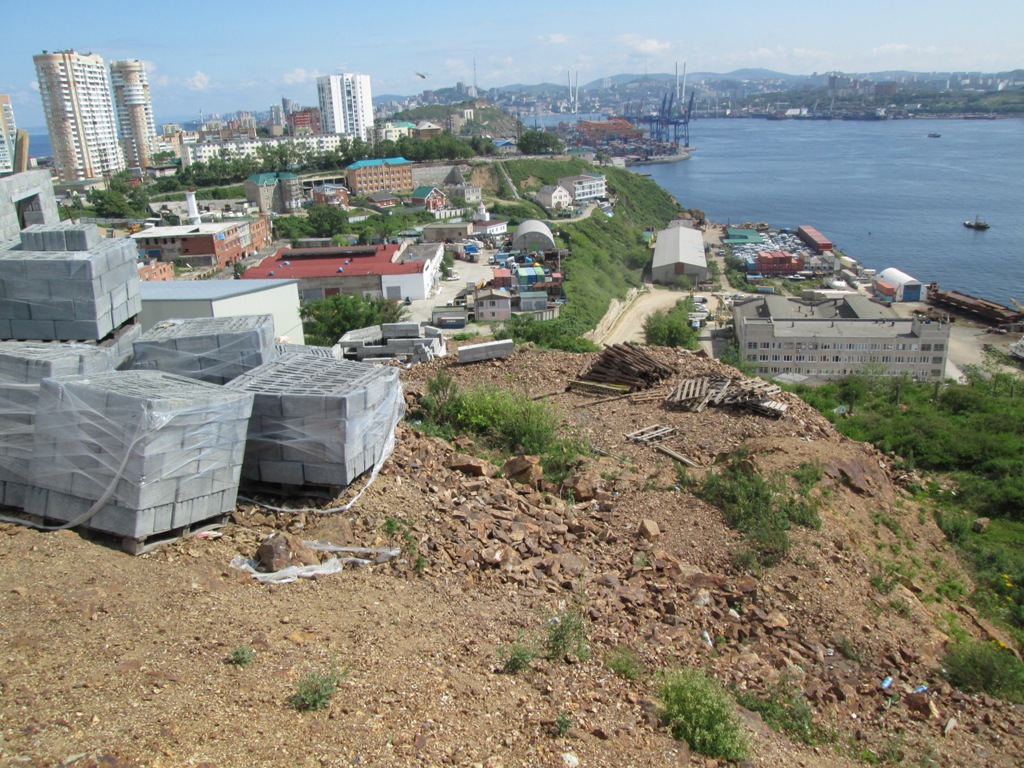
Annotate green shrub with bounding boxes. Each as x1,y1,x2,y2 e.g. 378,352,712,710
658,669,748,760
942,640,1024,702
544,604,590,662
605,646,644,680
289,664,346,711
554,711,572,736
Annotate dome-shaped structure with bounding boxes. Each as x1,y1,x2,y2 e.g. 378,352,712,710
512,219,555,252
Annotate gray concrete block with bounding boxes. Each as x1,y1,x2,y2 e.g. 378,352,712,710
458,339,515,363
382,322,421,340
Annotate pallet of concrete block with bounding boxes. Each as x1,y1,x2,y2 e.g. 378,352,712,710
0,341,114,510
131,315,276,384
226,355,405,493
458,339,514,364
24,370,254,551
0,225,140,341
275,342,342,360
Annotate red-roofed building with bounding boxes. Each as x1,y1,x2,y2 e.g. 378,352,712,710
243,242,441,301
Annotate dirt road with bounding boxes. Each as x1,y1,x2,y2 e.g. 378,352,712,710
594,285,687,346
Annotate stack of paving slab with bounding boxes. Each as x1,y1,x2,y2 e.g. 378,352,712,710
0,223,141,341
338,323,446,363
25,370,254,541
0,342,113,509
131,315,276,384
227,355,405,489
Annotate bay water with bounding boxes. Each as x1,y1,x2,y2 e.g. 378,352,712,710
639,118,1024,305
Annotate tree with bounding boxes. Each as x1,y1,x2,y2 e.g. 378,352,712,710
300,294,410,346
517,129,563,155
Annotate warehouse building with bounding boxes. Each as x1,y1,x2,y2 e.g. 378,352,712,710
651,226,707,285
874,267,924,303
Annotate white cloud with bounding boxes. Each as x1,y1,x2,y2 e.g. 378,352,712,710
868,43,912,58
281,67,324,84
187,71,210,91
618,34,672,56
30,81,39,91
141,59,158,75
538,33,570,44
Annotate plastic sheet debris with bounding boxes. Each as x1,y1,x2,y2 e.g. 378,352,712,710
231,543,400,584
881,676,893,689
701,631,714,648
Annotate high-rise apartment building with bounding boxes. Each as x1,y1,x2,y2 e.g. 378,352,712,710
34,50,125,182
110,59,156,170
316,73,374,142
0,95,16,175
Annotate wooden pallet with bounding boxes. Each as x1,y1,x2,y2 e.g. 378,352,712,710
578,344,677,391
19,512,230,555
568,379,631,396
239,479,344,501
626,424,678,444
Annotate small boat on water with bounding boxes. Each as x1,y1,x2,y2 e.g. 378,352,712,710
927,132,941,138
964,216,990,230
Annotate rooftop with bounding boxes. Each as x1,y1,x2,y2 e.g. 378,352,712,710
140,279,298,301
347,157,410,170
243,244,425,279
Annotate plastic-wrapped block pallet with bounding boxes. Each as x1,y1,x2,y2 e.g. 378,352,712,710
0,342,113,509
0,226,141,341
131,315,276,384
227,355,405,489
24,370,254,539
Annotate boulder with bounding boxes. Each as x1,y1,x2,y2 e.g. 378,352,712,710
256,533,320,572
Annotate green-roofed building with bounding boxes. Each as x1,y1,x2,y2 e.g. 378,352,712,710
245,171,301,214
722,227,765,246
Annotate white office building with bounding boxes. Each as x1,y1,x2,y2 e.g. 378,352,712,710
317,73,374,141
110,59,156,170
34,50,125,182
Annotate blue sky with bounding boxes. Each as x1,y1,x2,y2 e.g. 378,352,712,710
4,0,1022,128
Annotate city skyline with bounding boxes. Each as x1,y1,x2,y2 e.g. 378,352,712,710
3,0,1023,128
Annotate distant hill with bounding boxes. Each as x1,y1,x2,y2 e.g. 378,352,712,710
388,100,518,137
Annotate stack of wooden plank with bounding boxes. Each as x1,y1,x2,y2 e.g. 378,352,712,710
664,375,788,418
578,344,677,392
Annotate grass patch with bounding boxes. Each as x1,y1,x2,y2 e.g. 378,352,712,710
697,449,821,567
605,646,644,680
415,371,587,484
735,681,832,746
658,669,748,761
942,639,1024,703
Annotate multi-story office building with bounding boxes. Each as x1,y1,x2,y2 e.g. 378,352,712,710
109,59,156,170
317,73,374,141
34,50,125,182
0,95,16,175
734,294,951,381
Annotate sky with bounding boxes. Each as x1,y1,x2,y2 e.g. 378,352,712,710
3,0,1022,129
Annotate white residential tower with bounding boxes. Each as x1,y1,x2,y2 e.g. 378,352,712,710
33,50,125,182
316,73,374,142
110,59,157,170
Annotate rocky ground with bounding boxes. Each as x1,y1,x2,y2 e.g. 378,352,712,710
1,344,1022,767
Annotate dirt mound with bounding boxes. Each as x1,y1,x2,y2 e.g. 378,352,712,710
1,345,1021,767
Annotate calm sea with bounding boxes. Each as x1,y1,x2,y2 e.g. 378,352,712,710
639,118,1024,306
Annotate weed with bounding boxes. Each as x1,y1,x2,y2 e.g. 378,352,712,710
674,462,695,490
734,680,832,746
942,640,1024,702
382,516,418,557
934,510,972,544
834,635,863,664
228,645,255,667
731,548,760,574
605,646,644,680
658,669,748,761
289,663,346,711
413,555,427,575
632,552,650,569
544,603,590,662
791,461,824,491
869,563,900,595
554,711,572,736
888,598,913,618
498,636,536,674
935,576,967,602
